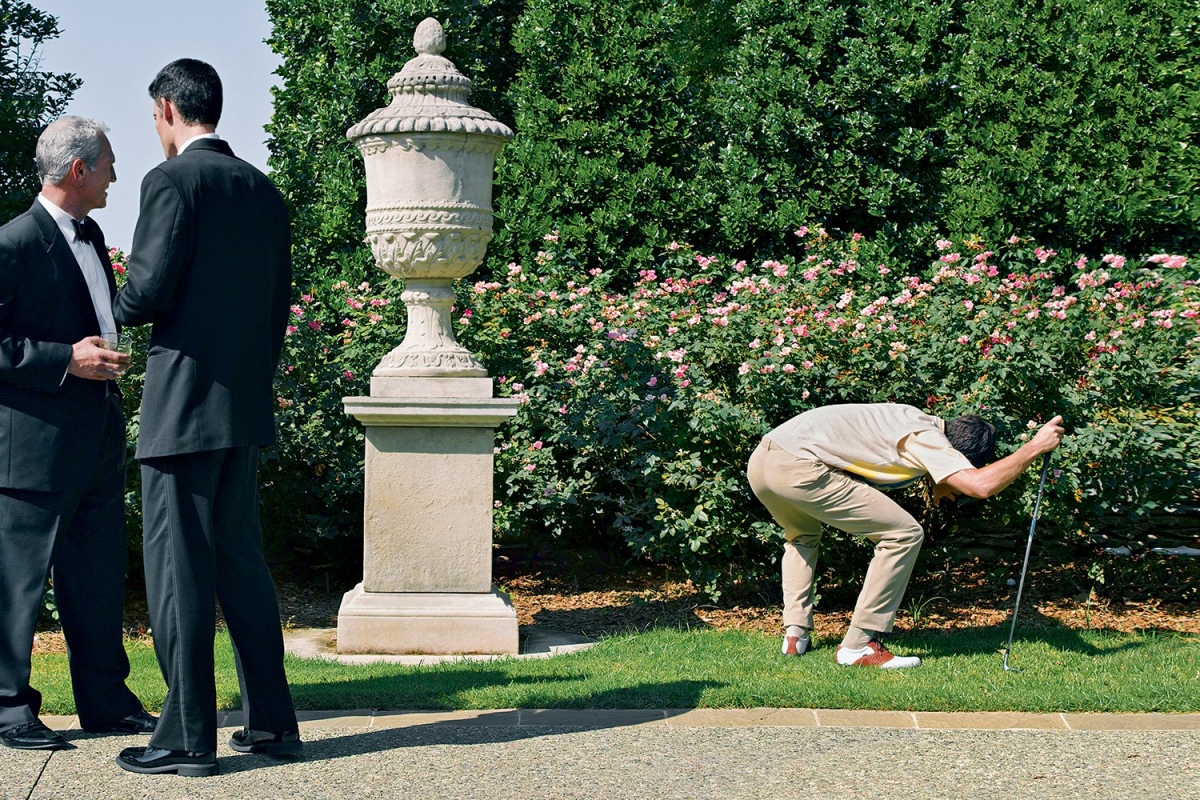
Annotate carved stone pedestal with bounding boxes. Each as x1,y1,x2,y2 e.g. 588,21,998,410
336,585,518,655
337,385,519,655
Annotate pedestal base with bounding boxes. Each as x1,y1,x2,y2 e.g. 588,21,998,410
336,583,519,655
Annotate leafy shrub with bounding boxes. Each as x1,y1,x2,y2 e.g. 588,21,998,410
694,0,1200,266
266,0,1198,283
936,0,1197,255
464,232,1196,592
492,0,707,276
694,0,960,260
259,276,404,549
0,0,80,221
262,229,1198,596
199,0,1200,591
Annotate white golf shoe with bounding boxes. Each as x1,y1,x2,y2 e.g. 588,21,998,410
835,638,921,668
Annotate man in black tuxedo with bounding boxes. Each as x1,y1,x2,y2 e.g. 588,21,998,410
0,117,156,750
112,59,298,778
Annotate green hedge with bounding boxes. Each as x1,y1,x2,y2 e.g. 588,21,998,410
266,0,1198,288
693,0,1199,264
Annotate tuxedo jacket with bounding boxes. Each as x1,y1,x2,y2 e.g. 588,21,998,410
0,201,122,491
114,139,292,460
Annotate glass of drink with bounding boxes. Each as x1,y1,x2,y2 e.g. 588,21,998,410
101,332,133,374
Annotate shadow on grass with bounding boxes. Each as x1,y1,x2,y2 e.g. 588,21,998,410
527,597,717,638
219,678,721,774
288,666,723,712
892,609,1160,660
289,667,537,711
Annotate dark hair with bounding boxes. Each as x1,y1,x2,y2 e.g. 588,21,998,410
148,59,222,126
945,415,996,468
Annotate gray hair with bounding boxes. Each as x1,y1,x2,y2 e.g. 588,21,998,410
36,116,110,185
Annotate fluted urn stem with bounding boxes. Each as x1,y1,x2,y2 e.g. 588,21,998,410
376,278,486,376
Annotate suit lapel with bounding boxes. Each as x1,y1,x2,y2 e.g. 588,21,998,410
31,202,103,335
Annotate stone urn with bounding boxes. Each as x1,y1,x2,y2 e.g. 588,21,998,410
346,16,513,379
336,18,521,656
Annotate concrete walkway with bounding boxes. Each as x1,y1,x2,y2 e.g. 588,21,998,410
4,709,1197,799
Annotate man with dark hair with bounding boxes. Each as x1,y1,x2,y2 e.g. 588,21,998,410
112,59,297,777
944,414,997,466
747,403,1063,668
0,117,155,750
146,58,222,126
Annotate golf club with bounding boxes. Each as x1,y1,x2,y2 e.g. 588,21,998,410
1002,452,1052,672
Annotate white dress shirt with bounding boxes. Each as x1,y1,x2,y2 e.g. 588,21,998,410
177,132,220,155
37,195,118,337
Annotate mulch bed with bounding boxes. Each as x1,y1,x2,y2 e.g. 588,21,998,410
31,550,1196,656
488,553,1199,641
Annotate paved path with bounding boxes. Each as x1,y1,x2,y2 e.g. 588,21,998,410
3,709,1197,799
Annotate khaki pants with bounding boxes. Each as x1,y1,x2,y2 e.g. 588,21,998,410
746,439,924,633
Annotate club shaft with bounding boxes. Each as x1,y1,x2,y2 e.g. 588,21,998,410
1004,453,1052,660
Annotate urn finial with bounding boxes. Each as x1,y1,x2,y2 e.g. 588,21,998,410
345,16,513,141
413,17,446,56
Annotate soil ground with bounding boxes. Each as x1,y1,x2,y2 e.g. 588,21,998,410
493,548,1198,640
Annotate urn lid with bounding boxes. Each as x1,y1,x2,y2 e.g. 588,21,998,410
346,18,514,142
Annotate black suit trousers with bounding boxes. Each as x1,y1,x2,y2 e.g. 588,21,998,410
0,396,139,730
140,446,296,752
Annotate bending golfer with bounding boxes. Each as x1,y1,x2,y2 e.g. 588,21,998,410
747,403,1064,668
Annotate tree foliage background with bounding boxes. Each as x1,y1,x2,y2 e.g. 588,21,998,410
0,0,79,221
266,0,1198,290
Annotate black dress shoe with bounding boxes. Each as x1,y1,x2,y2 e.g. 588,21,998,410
0,721,71,750
229,728,303,758
115,745,217,777
82,709,158,735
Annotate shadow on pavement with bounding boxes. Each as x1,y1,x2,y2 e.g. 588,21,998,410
214,679,721,774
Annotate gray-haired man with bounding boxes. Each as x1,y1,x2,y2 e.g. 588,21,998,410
0,117,155,750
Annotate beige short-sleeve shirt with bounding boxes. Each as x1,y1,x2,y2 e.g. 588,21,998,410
898,429,975,484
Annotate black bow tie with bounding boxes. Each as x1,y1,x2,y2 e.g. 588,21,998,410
71,218,96,245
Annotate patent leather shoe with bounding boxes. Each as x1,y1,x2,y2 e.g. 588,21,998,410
82,709,158,735
115,745,217,777
0,721,71,750
229,728,303,757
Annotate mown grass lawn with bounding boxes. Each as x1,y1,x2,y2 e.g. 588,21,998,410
32,625,1197,715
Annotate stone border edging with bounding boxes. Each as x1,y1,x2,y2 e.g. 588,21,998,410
39,708,1200,733
283,626,596,665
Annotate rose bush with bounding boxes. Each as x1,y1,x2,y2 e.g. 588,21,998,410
259,276,404,553
105,251,142,521
246,231,1198,596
